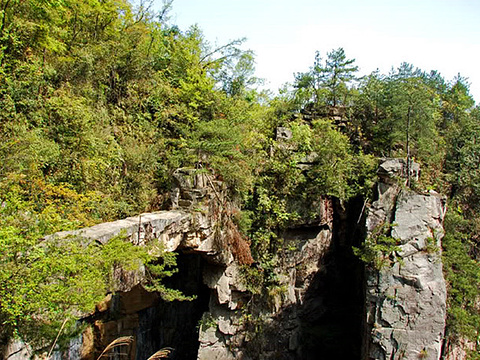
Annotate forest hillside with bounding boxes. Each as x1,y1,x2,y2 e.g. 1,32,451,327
0,0,478,357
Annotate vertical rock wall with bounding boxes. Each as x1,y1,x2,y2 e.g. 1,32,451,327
363,159,447,360
196,197,337,360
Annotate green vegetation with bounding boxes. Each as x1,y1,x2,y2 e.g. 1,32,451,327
353,224,401,270
0,0,479,356
294,47,358,107
0,230,178,351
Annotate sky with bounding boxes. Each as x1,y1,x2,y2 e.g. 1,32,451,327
169,0,480,102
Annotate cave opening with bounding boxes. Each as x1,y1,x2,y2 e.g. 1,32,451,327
134,252,210,360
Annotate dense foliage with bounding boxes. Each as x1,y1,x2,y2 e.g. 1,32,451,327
0,0,479,356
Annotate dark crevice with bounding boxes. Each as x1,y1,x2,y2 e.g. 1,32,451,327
283,224,331,240
135,253,210,360
440,329,450,360
82,253,210,360
297,196,367,360
389,332,398,360
387,189,401,234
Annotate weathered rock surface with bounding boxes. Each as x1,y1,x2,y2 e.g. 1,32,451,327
195,195,370,360
195,196,338,360
51,211,189,246
4,169,230,360
364,160,447,360
377,157,420,184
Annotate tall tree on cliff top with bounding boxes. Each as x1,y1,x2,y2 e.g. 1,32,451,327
388,63,442,177
294,48,358,108
321,47,358,107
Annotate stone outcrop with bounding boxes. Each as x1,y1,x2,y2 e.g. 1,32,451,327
4,169,237,360
377,157,420,184
363,159,447,360
52,210,190,247
41,189,341,360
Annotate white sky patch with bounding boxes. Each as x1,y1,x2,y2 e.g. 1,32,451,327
170,0,480,102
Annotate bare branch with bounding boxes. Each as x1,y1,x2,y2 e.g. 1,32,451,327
199,38,246,65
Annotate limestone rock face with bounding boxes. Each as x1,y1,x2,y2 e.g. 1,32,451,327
51,211,190,247
196,197,339,360
364,161,447,360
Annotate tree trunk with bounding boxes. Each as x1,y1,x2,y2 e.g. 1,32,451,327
406,106,411,187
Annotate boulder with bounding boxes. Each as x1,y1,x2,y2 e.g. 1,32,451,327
377,158,420,184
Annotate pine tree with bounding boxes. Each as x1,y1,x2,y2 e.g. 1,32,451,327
321,48,358,107
294,48,358,108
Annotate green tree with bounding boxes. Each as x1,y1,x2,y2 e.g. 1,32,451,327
442,210,480,350
0,0,245,349
294,48,358,109
353,70,387,151
293,50,325,106
359,63,443,184
441,75,475,128
321,47,358,107
214,50,260,98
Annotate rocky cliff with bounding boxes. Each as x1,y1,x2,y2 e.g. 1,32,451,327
3,160,451,360
363,159,447,360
